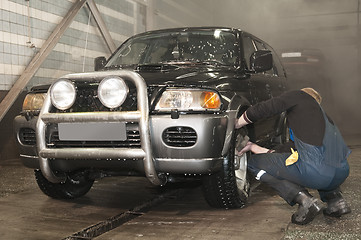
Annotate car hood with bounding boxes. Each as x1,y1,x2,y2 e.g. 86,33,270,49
29,65,239,94
133,65,238,88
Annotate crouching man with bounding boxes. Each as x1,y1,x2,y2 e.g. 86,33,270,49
236,88,351,225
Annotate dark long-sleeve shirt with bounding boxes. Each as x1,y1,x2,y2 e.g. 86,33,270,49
245,90,326,146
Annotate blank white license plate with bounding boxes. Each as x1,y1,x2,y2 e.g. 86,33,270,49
58,122,127,141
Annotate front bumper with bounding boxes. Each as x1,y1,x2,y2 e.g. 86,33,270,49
15,70,236,186
15,113,228,175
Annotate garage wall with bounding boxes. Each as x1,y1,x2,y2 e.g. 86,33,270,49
0,0,144,91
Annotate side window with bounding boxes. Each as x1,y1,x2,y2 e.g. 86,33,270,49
271,51,285,77
242,36,256,69
254,40,267,51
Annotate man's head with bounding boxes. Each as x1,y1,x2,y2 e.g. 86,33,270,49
301,87,322,104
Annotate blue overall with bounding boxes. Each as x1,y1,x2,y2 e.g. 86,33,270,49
248,110,351,205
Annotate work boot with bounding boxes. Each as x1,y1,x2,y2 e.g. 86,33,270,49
323,192,351,218
291,190,323,225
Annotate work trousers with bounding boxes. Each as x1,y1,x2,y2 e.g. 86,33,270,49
248,152,350,205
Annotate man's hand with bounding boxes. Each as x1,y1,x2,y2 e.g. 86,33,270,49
236,141,273,155
235,118,246,129
236,141,253,156
235,113,248,129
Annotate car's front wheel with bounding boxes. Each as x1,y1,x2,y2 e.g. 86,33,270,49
202,129,250,208
34,169,94,199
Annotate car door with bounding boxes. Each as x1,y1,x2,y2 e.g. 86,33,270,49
241,34,285,144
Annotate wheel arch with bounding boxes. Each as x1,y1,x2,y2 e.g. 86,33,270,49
221,94,251,156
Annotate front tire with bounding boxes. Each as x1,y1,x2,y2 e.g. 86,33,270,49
34,169,94,199
202,129,250,209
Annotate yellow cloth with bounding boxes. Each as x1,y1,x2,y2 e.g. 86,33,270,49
285,148,299,166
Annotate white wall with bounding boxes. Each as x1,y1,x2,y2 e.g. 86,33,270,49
0,0,145,91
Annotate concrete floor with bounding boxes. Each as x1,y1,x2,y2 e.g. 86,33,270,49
0,135,360,240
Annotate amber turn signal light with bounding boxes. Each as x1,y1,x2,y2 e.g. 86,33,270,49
201,91,221,109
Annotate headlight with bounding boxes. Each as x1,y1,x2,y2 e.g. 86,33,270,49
22,93,46,111
155,89,221,111
98,76,128,109
50,79,76,110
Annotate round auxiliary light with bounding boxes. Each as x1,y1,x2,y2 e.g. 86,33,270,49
98,76,128,109
50,79,76,110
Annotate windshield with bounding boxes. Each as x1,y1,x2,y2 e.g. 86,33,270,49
106,29,237,67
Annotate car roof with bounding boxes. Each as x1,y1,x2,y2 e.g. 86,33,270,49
130,27,242,38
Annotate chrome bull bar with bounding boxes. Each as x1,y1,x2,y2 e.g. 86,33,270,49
36,70,166,186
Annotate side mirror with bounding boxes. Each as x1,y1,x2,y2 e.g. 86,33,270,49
94,56,106,71
250,50,273,73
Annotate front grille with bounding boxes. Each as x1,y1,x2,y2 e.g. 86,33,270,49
42,82,159,149
19,128,36,146
162,126,197,147
46,124,140,148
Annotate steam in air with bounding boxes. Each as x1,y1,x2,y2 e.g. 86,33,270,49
210,0,361,134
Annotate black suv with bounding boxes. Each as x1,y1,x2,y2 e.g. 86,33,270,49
15,27,287,208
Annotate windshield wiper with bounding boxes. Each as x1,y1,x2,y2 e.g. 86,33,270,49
199,59,227,66
104,64,123,70
136,63,181,71
160,60,195,65
159,59,227,66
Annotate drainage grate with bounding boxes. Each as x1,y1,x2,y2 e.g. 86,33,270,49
62,189,181,240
